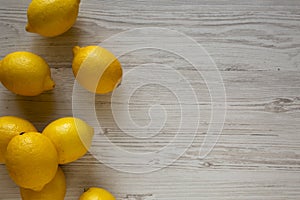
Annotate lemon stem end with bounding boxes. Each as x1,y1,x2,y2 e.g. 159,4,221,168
44,77,55,91
72,46,81,56
25,23,33,33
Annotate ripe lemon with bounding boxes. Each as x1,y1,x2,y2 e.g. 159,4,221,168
0,51,55,96
20,167,66,200
42,117,94,164
0,116,37,164
5,132,58,191
79,187,115,200
72,46,123,94
26,0,80,37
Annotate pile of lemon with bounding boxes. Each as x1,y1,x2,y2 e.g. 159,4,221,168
0,116,114,199
0,0,121,199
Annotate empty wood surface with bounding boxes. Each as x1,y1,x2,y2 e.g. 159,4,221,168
0,0,300,199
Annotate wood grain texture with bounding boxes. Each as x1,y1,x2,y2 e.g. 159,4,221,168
0,0,300,199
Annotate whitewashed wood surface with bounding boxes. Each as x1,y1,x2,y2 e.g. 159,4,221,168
0,0,300,199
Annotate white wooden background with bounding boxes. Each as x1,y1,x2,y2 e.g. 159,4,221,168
0,0,300,199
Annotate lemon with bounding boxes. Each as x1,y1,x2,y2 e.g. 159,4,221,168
0,116,37,164
72,46,123,94
26,0,80,37
20,167,66,200
79,187,115,200
0,51,55,96
5,132,58,191
42,117,94,164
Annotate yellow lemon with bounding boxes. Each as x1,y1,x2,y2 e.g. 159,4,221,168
42,117,94,164
26,0,80,37
5,132,58,191
20,167,66,200
72,46,122,94
0,51,55,96
79,187,115,200
0,116,37,164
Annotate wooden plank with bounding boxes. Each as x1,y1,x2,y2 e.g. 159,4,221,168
0,0,300,199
